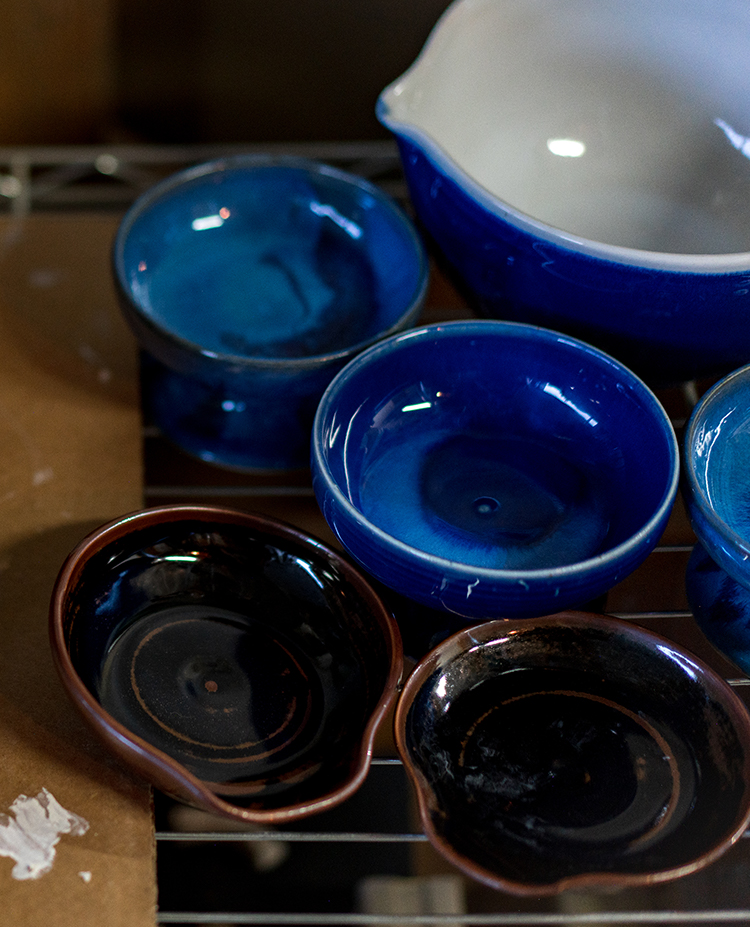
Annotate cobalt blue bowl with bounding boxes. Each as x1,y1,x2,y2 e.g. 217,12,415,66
312,320,679,621
113,155,428,470
684,365,750,674
377,0,750,384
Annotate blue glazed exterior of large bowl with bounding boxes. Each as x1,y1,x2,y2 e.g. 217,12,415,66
113,155,428,471
312,320,679,620
385,135,750,385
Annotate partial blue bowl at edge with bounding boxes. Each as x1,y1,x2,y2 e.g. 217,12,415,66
312,319,679,621
113,155,428,471
684,364,750,674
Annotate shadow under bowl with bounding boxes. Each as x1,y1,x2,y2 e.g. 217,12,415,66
685,542,750,677
312,319,678,621
113,155,428,471
378,0,750,383
395,612,750,894
49,505,403,823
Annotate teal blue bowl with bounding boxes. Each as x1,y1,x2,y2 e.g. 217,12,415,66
113,155,428,470
684,364,750,674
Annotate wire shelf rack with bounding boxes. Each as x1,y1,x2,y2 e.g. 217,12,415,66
6,141,749,926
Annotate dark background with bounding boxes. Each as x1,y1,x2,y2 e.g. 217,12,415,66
0,0,452,145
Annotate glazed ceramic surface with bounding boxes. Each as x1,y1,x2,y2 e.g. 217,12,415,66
686,543,750,677
312,320,678,620
395,613,750,894
683,364,750,589
49,505,403,823
113,155,428,470
378,0,750,383
683,364,750,672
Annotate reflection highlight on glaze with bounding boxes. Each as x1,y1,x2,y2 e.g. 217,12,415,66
402,401,432,412
543,382,599,426
657,644,700,683
715,118,750,159
547,138,586,158
192,214,225,231
309,202,362,239
192,207,232,232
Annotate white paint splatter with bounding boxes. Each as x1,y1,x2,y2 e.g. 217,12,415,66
0,788,89,880
78,870,92,883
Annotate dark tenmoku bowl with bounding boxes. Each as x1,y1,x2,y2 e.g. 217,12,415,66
50,505,402,823
396,612,750,894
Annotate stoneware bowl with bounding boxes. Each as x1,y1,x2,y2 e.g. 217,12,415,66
378,0,750,384
395,612,750,894
312,320,679,621
684,365,750,675
49,505,403,823
113,155,428,470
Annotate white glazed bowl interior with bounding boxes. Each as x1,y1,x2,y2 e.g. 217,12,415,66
380,0,750,263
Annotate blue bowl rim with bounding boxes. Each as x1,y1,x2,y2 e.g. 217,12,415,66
684,363,750,563
112,154,430,369
376,0,750,273
312,319,680,582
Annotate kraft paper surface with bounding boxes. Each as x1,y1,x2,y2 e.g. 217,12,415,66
0,214,156,925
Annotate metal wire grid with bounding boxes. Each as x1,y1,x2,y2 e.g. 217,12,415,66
7,143,750,926
0,141,406,215
153,913,750,926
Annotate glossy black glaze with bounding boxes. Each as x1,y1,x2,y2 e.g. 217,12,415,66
396,613,750,894
53,506,402,819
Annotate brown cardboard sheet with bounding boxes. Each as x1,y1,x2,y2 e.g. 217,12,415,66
0,214,156,924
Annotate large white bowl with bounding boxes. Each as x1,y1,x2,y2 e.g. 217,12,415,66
378,0,750,382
